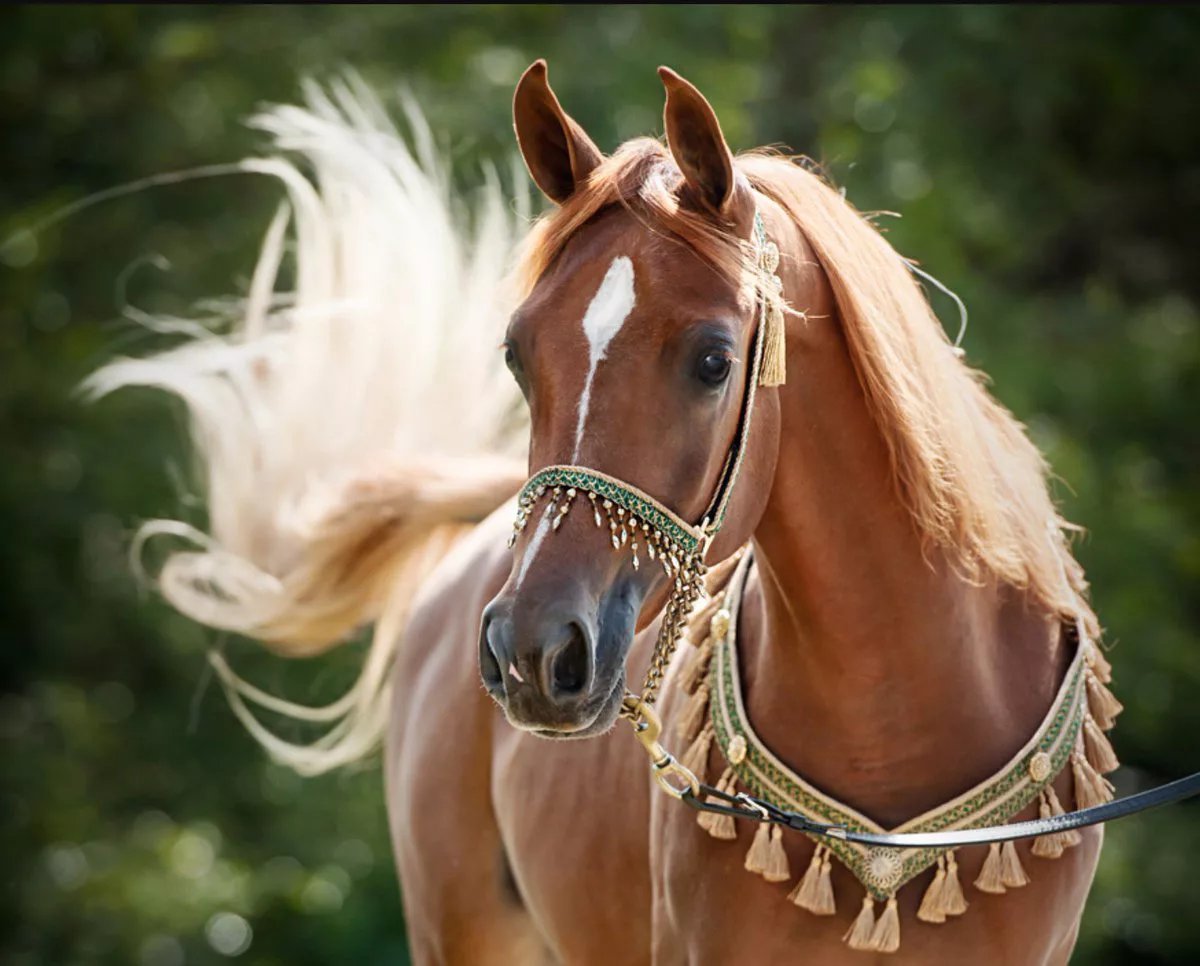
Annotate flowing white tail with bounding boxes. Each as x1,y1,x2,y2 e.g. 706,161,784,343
83,77,529,774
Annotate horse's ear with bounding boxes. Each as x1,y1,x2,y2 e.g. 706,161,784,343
659,66,751,222
513,60,603,205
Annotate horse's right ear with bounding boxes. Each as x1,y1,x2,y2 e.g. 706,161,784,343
513,60,603,205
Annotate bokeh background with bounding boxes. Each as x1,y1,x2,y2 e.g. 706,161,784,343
3,5,1198,964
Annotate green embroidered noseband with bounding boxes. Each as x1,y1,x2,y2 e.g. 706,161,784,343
508,210,787,711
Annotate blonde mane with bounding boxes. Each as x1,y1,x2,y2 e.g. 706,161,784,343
517,144,1097,635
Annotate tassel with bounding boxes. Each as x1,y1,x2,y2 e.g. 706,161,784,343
675,682,710,742
999,841,1030,888
1085,673,1123,730
689,594,723,646
788,844,836,915
1031,789,1066,859
680,722,713,779
1048,785,1082,850
1083,716,1120,774
917,856,948,924
744,822,789,881
942,851,968,915
1072,752,1115,809
697,769,738,841
843,895,877,951
680,637,713,695
1087,641,1113,684
759,302,787,387
974,842,1007,894
870,896,901,954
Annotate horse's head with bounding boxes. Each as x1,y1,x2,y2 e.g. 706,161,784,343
480,62,782,736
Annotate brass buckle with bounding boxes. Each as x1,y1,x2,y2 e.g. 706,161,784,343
622,693,701,800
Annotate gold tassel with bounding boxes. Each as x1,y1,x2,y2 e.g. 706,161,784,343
1031,789,1066,859
697,767,738,840
759,302,787,387
1047,785,1082,850
764,826,791,882
917,856,948,924
680,722,713,779
1072,751,1115,809
974,842,1007,894
1083,716,1120,774
1091,646,1114,684
744,822,789,881
999,840,1030,888
843,895,877,951
680,637,713,695
788,844,836,915
1086,672,1123,730
675,682,709,742
689,595,723,646
870,896,901,954
942,851,968,915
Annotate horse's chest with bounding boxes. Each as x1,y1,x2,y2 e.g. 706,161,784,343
491,723,654,964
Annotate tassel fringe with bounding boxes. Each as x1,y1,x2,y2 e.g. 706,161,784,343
1032,788,1066,859
843,896,877,951
744,823,791,882
917,856,948,924
974,842,1007,894
1086,672,1123,731
870,897,901,954
1083,715,1120,774
689,594,724,646
1072,751,1115,809
999,840,1029,889
675,682,709,742
697,767,738,840
788,844,835,915
680,722,713,779
763,826,791,883
759,302,787,387
942,851,968,915
680,638,713,695
1087,643,1113,684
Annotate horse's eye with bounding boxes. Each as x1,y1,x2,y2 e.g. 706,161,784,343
503,342,518,371
697,350,732,387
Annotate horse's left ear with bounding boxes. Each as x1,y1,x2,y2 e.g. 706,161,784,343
659,66,753,223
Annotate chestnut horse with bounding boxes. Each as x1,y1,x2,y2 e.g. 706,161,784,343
388,63,1105,964
92,65,1108,964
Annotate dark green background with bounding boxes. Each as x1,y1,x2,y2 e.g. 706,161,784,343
3,6,1198,964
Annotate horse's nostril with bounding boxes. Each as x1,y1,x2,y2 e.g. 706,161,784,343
479,614,505,690
550,623,590,696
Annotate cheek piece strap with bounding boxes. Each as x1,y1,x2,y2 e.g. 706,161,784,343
507,210,786,719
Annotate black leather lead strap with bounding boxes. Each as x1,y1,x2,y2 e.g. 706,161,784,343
680,771,1200,849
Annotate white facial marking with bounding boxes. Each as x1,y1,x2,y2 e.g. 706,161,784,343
514,504,553,590
572,256,636,460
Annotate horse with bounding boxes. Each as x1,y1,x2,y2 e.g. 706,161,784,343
89,63,1121,964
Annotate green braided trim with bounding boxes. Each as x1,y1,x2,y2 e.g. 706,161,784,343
711,626,1087,900
518,465,702,554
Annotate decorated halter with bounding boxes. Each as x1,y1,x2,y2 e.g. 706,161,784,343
507,209,787,790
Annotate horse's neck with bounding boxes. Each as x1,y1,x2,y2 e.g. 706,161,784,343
746,304,1070,829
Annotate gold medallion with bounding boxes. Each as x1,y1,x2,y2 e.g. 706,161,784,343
1028,751,1052,783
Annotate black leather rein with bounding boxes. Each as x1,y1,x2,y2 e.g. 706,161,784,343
680,771,1200,849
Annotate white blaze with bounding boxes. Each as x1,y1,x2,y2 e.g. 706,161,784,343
514,504,553,590
572,256,636,460
515,257,636,582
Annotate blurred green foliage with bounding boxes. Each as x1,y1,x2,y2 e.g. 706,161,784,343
2,5,1198,964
